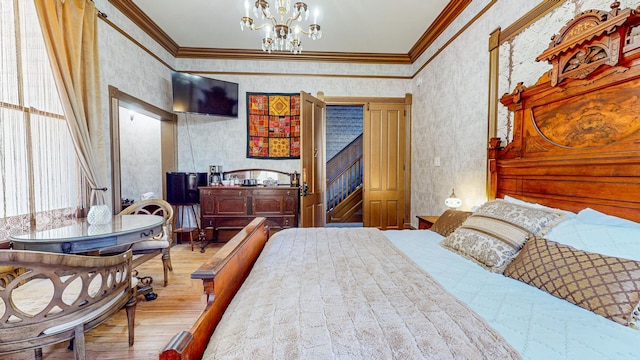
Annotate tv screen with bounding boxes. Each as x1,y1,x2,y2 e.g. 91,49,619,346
171,71,239,117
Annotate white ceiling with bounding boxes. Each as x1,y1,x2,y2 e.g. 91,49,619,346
131,0,451,54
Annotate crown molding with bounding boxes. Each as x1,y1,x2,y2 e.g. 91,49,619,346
108,0,179,56
108,0,468,64
408,0,472,62
184,70,411,80
498,1,565,46
176,47,411,64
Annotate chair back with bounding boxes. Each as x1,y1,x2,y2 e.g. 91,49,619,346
119,199,174,240
0,250,134,354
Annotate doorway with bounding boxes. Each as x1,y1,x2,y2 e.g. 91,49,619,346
118,107,162,203
325,105,364,225
322,95,412,230
109,86,177,214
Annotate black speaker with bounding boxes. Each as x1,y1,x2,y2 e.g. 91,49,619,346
184,173,199,204
167,172,208,204
197,172,208,187
166,172,187,204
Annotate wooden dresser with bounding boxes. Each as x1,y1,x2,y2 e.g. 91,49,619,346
199,186,299,242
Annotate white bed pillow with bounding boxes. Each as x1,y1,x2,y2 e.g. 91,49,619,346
576,208,640,228
545,209,640,261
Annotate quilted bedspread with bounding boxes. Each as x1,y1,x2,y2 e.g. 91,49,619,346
202,227,521,359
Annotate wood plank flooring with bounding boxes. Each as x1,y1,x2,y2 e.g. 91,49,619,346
2,241,223,360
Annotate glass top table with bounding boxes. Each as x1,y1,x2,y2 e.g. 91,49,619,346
10,214,164,254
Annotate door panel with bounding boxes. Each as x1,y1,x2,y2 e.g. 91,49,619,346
300,91,326,227
369,110,382,191
385,200,399,227
386,113,400,190
369,200,382,228
364,103,406,229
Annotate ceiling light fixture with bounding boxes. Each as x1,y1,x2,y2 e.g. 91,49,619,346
240,0,322,54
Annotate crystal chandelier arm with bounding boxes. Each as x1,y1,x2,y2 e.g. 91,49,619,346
296,25,312,35
253,0,271,19
241,0,321,52
251,15,278,31
298,23,321,38
283,12,302,27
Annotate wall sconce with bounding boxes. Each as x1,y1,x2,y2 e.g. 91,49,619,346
129,110,136,121
444,188,462,209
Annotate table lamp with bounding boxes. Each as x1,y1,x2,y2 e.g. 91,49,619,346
444,188,462,209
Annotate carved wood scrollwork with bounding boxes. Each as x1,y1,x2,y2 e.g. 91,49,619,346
536,1,640,86
493,2,640,223
562,46,607,74
509,82,527,104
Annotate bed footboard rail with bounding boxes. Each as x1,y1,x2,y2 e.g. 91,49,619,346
159,217,269,360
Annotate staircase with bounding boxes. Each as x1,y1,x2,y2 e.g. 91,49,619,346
326,134,363,224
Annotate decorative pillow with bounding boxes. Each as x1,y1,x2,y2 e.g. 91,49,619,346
430,210,471,237
440,199,565,272
504,236,640,329
503,195,576,218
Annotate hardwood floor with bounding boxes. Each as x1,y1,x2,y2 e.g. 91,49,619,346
3,241,224,360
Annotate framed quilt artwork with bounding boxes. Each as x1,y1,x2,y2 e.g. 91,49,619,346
247,92,300,159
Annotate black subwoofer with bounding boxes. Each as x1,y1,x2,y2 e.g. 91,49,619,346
166,172,208,204
166,172,187,204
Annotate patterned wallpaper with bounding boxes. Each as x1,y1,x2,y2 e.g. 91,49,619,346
410,0,541,225
94,0,611,226
96,0,175,206
174,74,409,176
409,0,615,227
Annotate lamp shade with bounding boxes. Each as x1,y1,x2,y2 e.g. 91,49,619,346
444,189,462,209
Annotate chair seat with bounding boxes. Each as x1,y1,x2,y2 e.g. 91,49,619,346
0,250,137,357
0,274,139,336
43,290,127,335
100,233,169,255
131,238,169,251
115,199,175,288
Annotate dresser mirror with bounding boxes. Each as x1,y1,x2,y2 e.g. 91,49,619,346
223,168,295,186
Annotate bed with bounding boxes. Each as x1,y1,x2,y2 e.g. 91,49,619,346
160,5,640,360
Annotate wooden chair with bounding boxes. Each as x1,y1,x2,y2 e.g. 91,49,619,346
102,199,174,287
0,249,136,360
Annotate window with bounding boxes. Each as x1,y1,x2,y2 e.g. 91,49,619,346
0,0,79,239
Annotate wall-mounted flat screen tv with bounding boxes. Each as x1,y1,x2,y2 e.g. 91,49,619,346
171,71,239,117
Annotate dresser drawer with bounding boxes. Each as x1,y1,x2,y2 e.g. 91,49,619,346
252,188,296,197
201,216,251,229
216,196,247,215
265,215,297,229
200,188,248,197
199,186,299,243
253,196,284,215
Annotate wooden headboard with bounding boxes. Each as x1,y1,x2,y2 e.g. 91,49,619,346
489,2,640,223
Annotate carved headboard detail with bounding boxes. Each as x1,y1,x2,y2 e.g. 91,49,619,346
489,1,640,222
536,1,640,86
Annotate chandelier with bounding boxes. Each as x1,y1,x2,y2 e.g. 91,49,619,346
240,0,322,54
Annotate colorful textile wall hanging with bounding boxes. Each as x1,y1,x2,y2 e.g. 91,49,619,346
247,92,300,159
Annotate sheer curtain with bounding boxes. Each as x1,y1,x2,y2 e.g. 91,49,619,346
34,0,105,197
0,0,79,241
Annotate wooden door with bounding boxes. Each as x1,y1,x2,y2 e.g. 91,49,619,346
300,91,326,227
363,102,406,229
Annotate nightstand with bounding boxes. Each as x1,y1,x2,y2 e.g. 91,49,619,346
416,215,440,229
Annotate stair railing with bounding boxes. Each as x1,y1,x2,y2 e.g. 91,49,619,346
327,156,363,211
